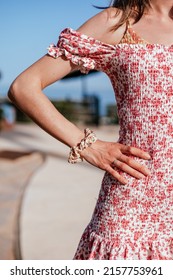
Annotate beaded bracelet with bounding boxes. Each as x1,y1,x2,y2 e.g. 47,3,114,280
68,128,97,164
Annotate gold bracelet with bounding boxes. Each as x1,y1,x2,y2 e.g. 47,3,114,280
68,128,97,164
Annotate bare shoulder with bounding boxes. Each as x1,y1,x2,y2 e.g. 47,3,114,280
77,8,126,45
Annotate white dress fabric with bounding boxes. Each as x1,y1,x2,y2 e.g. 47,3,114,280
47,27,173,259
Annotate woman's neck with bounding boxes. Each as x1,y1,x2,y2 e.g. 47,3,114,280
149,0,173,16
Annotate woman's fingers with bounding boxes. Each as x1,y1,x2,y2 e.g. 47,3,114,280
105,165,128,185
118,154,151,176
107,143,151,182
82,140,152,185
112,158,148,180
119,144,151,159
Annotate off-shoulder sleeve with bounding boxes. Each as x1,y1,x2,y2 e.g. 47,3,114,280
47,28,115,74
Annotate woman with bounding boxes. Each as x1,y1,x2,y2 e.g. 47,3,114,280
8,0,173,259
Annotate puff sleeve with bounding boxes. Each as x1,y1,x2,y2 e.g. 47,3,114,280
47,28,115,74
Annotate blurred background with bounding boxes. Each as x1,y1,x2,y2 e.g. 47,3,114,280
0,0,119,259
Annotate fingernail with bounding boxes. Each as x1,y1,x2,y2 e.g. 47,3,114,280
145,170,151,176
146,154,151,159
123,180,128,184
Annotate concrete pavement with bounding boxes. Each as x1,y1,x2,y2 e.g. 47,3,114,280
0,124,119,259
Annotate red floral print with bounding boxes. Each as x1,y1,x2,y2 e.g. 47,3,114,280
47,27,173,259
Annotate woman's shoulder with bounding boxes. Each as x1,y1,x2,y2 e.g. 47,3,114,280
76,8,126,45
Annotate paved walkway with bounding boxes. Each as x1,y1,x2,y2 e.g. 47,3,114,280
0,150,44,259
0,124,119,259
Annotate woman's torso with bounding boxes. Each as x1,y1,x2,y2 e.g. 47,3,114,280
106,19,173,174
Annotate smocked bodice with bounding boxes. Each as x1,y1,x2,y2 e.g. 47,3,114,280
47,24,173,260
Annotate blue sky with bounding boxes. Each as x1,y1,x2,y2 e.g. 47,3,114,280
0,0,115,114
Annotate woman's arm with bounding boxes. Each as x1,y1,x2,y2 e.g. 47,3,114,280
8,8,119,147
8,55,85,147
8,9,151,185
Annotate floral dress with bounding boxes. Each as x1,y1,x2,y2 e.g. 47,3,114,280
47,22,173,260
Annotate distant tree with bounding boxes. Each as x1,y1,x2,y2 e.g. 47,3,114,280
106,104,119,124
0,70,3,125
0,108,3,118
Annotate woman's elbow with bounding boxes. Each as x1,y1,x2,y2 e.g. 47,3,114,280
8,79,20,102
8,74,40,103
8,74,28,103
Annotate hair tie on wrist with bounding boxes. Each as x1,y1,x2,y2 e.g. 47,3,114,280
68,128,97,164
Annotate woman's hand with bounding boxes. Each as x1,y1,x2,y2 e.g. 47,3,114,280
80,139,151,185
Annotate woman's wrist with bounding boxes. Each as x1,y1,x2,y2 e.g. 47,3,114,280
68,128,97,163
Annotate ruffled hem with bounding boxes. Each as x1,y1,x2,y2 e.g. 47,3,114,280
47,43,95,74
74,229,173,260
47,28,116,74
